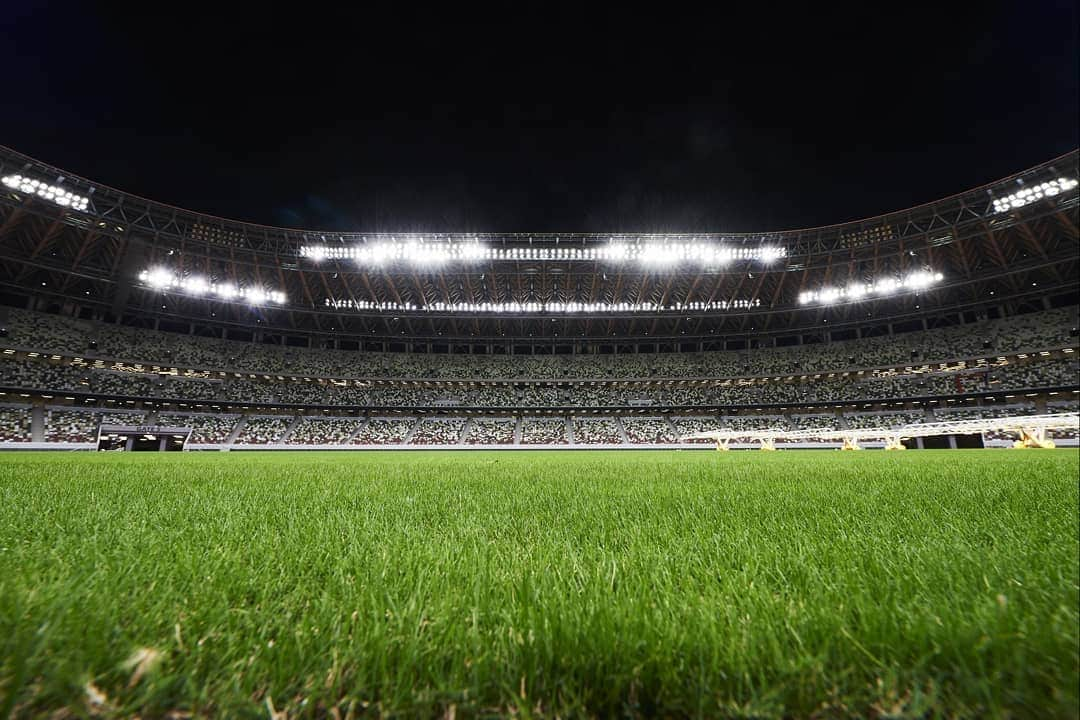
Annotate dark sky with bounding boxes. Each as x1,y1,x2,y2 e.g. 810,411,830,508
2,4,1077,234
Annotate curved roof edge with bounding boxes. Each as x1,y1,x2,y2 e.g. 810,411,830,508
0,144,1077,248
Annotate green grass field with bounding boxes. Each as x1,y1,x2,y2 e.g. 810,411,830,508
1,450,1077,719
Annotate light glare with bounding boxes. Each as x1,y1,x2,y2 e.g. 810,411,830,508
300,238,788,266
992,177,1078,213
138,268,286,305
2,174,90,212
799,270,944,305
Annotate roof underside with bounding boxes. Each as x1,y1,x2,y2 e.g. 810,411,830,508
0,146,1077,344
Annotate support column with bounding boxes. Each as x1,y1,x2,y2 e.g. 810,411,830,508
30,404,45,442
110,237,148,318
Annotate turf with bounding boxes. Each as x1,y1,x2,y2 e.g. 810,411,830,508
0,450,1077,719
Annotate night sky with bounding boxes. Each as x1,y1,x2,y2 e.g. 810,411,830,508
2,4,1077,234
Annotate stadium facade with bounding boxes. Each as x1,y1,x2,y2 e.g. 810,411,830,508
0,145,1077,449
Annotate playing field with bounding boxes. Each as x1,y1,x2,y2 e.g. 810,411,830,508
1,450,1077,718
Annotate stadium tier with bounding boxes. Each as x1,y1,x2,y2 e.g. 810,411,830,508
464,417,516,444
0,145,1076,448
0,404,32,442
1,286,1077,448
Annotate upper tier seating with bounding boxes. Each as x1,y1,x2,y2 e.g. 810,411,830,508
2,306,1075,380
2,353,1075,408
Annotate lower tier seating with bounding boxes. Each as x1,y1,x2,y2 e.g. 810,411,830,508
1,400,1073,447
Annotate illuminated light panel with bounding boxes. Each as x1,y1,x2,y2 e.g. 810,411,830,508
300,239,787,265
2,174,89,211
992,177,1078,213
137,268,286,305
798,270,944,305
323,298,761,313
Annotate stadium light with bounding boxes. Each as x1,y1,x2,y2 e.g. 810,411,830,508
143,267,174,290
2,174,90,212
992,177,1078,213
759,246,785,264
299,237,788,266
214,284,239,300
639,244,680,265
799,270,944,305
137,268,287,305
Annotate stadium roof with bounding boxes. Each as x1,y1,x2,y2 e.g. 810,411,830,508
0,145,1077,346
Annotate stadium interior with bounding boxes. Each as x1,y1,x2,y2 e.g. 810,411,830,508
0,145,1077,450
5,4,1080,715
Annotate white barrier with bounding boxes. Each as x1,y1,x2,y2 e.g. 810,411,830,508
684,413,1080,450
2,413,1077,452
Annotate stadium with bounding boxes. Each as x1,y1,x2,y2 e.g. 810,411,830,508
1,7,1079,715
1,141,1078,716
0,146,1077,452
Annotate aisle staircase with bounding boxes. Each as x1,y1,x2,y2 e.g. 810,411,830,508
278,415,303,444
663,416,680,439
459,418,475,444
615,417,630,444
402,417,421,444
343,418,369,444
224,416,247,446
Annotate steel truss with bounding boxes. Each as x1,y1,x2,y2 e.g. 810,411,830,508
0,145,1076,345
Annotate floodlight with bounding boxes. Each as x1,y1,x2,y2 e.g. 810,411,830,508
639,245,677,265
215,284,239,299
181,276,210,295
244,289,268,305
992,177,1078,213
2,174,90,212
300,238,789,266
758,246,785,263
874,278,900,295
799,270,942,306
819,287,843,304
138,267,284,305
904,271,935,289
460,243,485,261
141,268,175,289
